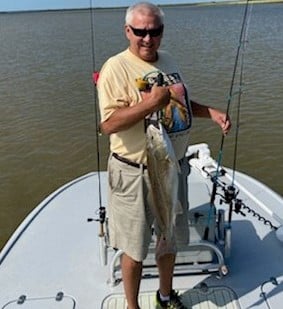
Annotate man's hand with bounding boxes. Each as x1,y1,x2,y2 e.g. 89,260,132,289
209,108,232,135
141,84,170,113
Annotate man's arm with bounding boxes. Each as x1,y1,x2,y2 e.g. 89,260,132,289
191,99,231,135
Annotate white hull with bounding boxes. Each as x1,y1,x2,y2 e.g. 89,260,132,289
1,144,282,308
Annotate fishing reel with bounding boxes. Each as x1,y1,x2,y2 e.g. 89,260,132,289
224,185,238,204
135,72,164,90
135,77,150,91
218,184,246,217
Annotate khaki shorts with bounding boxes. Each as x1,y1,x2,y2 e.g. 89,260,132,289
107,154,190,262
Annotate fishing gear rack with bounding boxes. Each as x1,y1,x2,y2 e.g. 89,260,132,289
182,145,233,274
184,138,281,280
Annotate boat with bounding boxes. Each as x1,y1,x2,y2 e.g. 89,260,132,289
0,142,282,309
1,1,282,306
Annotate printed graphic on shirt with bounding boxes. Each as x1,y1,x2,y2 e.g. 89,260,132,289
136,70,192,134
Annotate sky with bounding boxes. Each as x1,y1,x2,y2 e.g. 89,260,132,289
0,0,216,12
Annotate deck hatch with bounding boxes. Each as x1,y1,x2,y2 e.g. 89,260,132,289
102,285,240,308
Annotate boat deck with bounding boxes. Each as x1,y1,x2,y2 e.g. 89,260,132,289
1,144,282,309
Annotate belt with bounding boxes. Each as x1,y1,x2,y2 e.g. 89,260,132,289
112,153,147,170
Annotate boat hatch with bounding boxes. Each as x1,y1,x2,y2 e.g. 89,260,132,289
102,284,241,308
1,292,76,309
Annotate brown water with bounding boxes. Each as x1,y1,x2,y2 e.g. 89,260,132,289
0,3,282,250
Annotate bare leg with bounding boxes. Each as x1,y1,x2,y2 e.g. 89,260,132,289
121,253,142,309
156,252,176,296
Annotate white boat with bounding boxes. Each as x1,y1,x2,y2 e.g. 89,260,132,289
0,143,282,309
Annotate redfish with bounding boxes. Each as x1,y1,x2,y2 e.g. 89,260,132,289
146,123,182,259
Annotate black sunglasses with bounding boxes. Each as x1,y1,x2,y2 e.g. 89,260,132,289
128,25,164,38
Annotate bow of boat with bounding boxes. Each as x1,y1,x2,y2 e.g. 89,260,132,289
0,144,282,309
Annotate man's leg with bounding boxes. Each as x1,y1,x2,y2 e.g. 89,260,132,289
156,252,175,296
156,252,187,308
121,253,142,309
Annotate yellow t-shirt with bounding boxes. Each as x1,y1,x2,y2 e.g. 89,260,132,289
98,48,192,164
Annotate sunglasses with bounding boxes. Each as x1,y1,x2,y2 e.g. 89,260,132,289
128,25,164,38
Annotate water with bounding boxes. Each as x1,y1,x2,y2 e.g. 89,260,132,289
0,3,282,250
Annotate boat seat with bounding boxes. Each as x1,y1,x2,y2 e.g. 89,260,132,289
108,202,226,287
143,203,217,266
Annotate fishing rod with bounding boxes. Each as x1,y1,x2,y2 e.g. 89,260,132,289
231,2,253,185
204,0,253,240
87,0,107,264
212,0,252,197
88,0,103,213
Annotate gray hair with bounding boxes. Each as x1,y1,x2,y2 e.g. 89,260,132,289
125,2,165,25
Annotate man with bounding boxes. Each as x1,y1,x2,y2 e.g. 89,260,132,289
97,2,231,309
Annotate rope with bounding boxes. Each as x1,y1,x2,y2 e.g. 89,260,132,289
241,202,278,231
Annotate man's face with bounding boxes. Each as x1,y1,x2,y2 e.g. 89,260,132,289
125,12,163,62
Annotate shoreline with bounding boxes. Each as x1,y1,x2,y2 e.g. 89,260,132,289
0,0,283,14
162,0,283,7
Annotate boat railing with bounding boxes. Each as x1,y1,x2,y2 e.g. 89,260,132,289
107,239,228,287
1,291,76,309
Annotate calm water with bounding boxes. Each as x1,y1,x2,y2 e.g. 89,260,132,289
0,3,282,250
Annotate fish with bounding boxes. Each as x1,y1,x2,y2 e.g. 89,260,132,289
146,122,182,259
